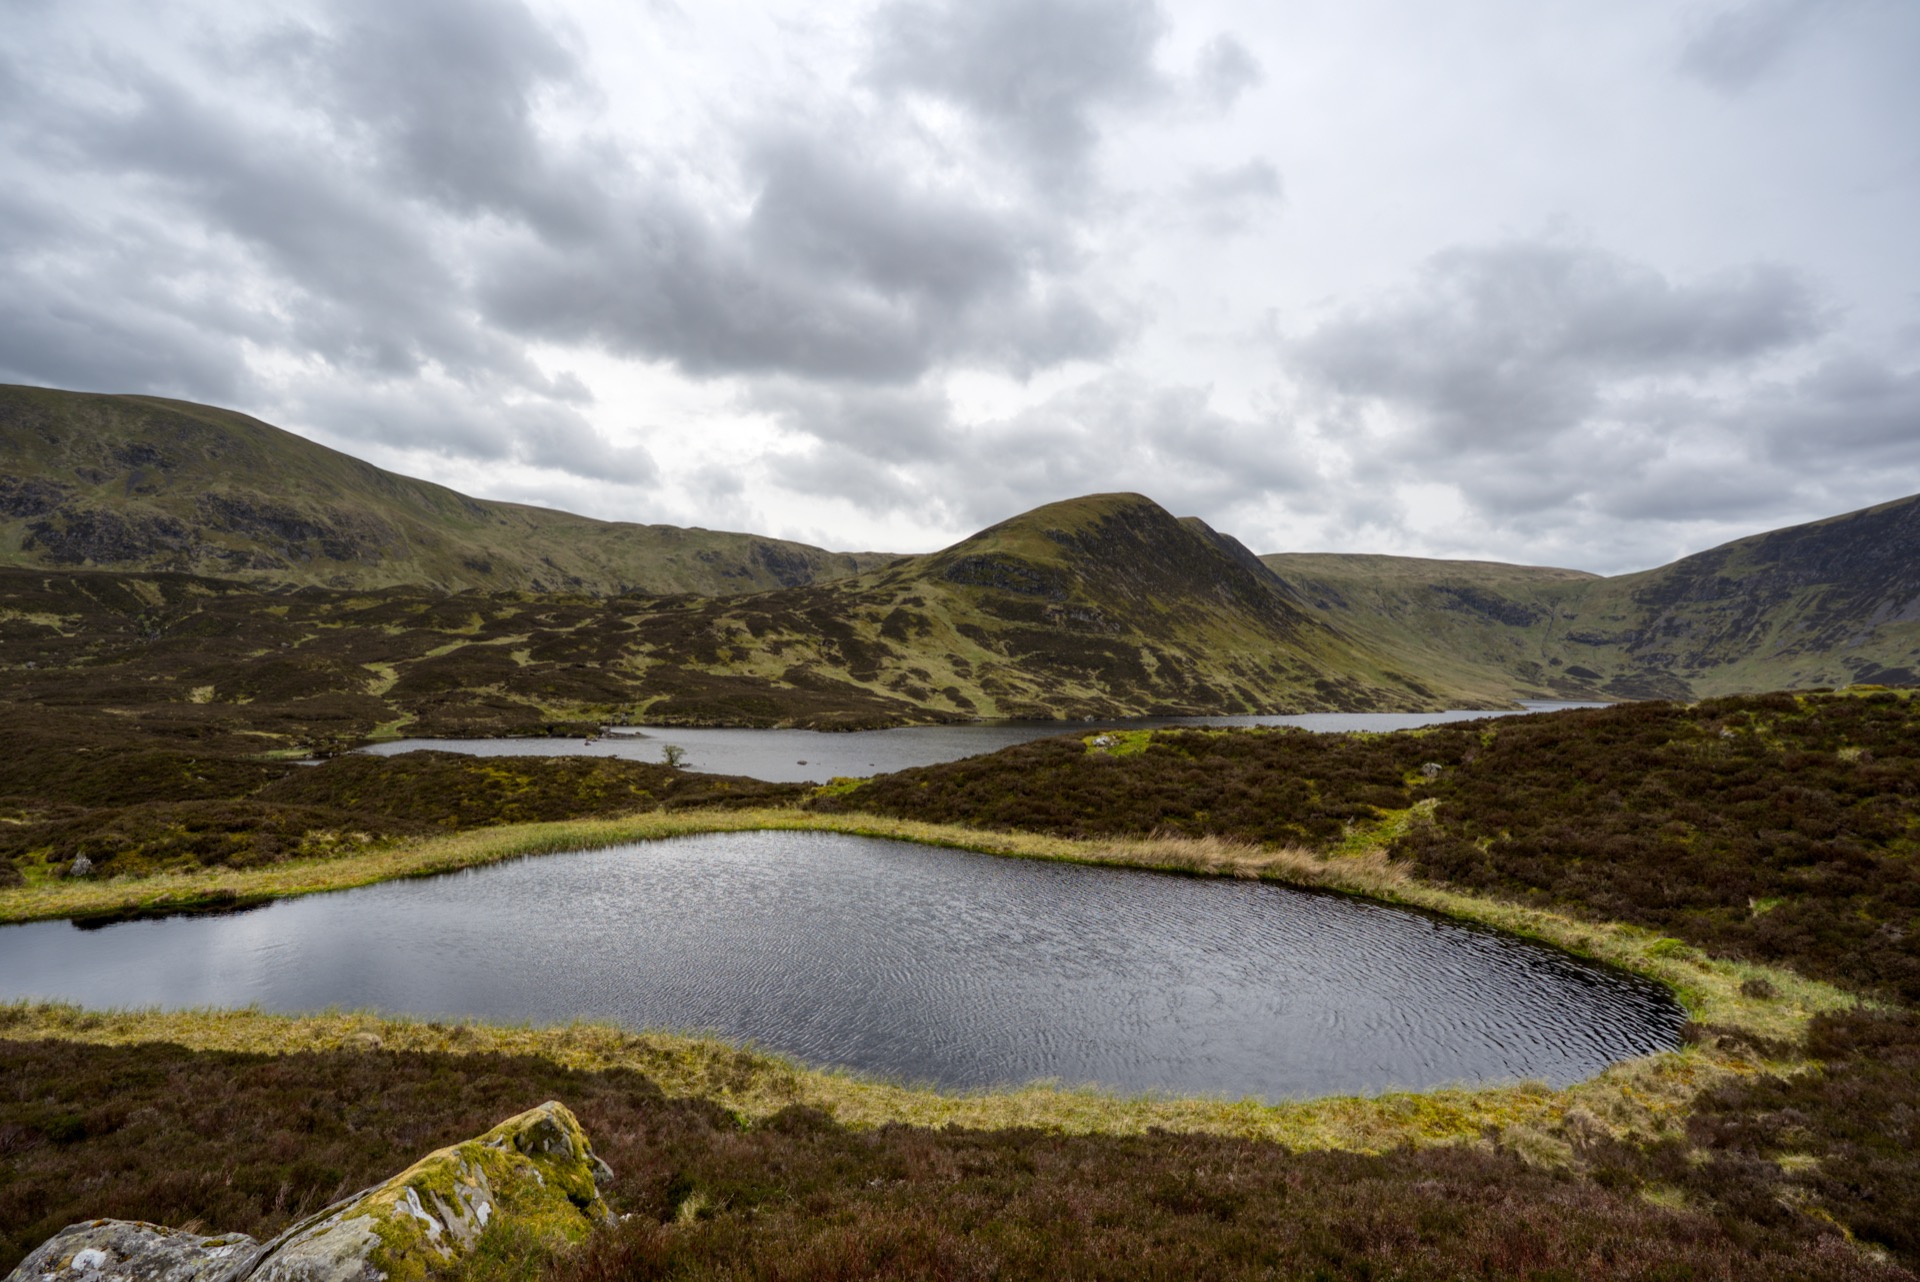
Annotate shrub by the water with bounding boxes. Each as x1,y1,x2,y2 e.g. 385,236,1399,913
809,725,1441,847
1575,1008,1920,1266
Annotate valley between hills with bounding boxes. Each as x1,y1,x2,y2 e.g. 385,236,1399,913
4,382,1920,1281
4,382,1918,744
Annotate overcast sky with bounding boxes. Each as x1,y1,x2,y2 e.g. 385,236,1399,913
3,0,1917,571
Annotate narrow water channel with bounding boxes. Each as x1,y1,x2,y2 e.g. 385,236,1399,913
0,830,1684,1099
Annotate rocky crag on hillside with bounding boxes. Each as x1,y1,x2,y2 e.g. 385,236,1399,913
5,1102,612,1282
1265,491,1920,705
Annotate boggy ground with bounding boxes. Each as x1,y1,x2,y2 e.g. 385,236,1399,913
1,1023,1909,1282
3,691,1918,1277
0,709,800,888
817,690,1920,1003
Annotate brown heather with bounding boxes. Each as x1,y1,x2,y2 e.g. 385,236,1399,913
3,691,1919,1277
816,691,1920,1004
0,1029,1907,1282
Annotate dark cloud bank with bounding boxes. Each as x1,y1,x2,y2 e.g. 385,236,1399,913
0,0,1913,570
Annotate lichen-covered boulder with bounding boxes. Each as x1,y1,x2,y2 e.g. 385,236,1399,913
6,1102,614,1282
6,1221,262,1282
254,1100,612,1282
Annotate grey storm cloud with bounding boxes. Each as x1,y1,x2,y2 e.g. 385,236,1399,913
756,373,1313,530
1291,240,1827,453
481,128,1120,381
6,0,1904,570
1751,356,1920,467
865,0,1259,185
1282,237,1920,552
944,377,1317,528
0,0,1140,475
0,1,589,468
1679,0,1840,92
867,0,1169,174
1181,158,1283,234
279,0,587,225
286,373,658,487
1194,35,1264,108
747,381,959,465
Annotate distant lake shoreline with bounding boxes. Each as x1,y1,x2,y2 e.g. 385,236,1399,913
364,701,1607,784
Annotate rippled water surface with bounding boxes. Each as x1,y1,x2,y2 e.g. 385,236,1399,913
364,702,1603,783
0,831,1682,1098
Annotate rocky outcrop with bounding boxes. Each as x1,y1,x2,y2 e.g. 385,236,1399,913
6,1102,613,1282
3,1224,259,1282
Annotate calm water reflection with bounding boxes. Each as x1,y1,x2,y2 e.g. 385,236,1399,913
364,702,1604,783
0,830,1681,1099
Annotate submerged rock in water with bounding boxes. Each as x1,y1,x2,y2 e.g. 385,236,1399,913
6,1102,614,1282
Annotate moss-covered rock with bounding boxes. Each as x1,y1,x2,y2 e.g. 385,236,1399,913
5,1102,613,1282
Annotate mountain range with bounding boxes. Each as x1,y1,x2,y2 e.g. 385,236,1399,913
2,383,1915,733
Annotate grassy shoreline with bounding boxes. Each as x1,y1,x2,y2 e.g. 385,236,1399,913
0,997,1758,1160
0,807,1858,1159
0,805,1853,1035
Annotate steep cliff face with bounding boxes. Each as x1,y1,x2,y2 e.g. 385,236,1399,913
1591,493,1920,691
1262,493,1920,702
0,385,891,595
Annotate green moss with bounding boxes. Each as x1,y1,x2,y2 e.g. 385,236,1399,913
1083,729,1155,756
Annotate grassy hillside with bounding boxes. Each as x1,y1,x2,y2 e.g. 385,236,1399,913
1553,493,1920,697
0,385,894,595
24,483,1914,736
587,493,1506,724
1264,493,1920,702
8,381,1915,713
0,499,1498,748
1263,552,1604,701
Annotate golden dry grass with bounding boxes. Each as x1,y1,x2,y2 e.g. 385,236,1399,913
0,999,1762,1160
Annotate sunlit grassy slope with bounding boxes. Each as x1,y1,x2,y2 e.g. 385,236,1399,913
0,384,894,594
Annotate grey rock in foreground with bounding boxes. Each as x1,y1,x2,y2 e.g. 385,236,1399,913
5,1223,263,1282
7,1101,613,1282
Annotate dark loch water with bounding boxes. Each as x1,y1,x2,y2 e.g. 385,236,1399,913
0,831,1682,1099
364,702,1602,783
